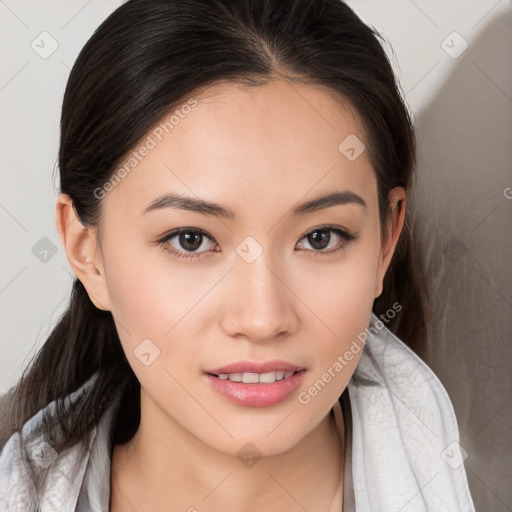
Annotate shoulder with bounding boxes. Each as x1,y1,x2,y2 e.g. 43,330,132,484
0,373,101,511
0,388,15,454
352,312,462,442
356,313,457,419
347,312,475,511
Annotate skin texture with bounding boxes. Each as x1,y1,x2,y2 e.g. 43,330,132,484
56,76,406,511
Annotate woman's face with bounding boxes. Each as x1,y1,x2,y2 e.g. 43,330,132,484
86,77,402,456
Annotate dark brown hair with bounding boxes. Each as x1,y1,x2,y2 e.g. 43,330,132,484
0,0,430,501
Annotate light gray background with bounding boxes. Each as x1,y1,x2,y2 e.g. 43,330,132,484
1,1,511,510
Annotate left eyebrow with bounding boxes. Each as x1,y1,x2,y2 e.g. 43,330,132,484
292,190,367,215
141,190,367,219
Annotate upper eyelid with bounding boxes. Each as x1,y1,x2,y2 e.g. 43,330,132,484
162,228,216,243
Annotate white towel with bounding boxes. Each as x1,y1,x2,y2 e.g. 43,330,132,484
347,312,475,511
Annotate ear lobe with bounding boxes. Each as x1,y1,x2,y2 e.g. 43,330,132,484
55,193,112,311
374,187,406,298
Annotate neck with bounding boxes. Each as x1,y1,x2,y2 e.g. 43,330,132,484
110,398,344,512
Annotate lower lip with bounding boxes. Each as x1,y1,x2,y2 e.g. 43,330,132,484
205,371,306,407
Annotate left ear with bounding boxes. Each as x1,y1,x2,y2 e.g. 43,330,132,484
374,187,407,298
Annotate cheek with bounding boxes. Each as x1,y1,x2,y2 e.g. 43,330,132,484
100,234,181,362
298,240,379,338
297,240,379,390
101,249,195,405
102,231,184,326
101,237,209,376
103,250,159,326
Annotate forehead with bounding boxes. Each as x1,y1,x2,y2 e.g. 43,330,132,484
103,77,376,222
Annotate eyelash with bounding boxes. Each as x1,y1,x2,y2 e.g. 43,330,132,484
156,225,358,262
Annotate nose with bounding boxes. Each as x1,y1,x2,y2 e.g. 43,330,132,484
220,253,299,342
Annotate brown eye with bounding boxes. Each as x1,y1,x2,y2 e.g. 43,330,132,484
306,229,331,250
176,230,204,251
296,226,357,255
157,228,218,261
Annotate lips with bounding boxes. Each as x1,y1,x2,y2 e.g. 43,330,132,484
205,371,306,407
204,360,307,407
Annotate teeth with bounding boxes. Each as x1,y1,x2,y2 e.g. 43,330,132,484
243,372,260,384
217,370,298,383
259,371,279,383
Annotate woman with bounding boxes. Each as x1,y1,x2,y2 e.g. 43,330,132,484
0,0,475,510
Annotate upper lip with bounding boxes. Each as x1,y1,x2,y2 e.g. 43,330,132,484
206,360,307,375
